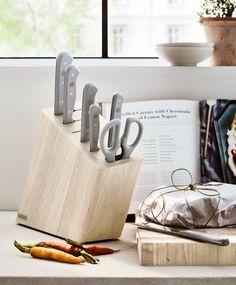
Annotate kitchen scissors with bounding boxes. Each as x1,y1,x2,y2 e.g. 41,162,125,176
100,117,143,162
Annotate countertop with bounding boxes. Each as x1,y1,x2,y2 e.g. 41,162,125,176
1,211,236,285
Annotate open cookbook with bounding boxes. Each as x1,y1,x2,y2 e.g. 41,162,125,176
101,99,236,212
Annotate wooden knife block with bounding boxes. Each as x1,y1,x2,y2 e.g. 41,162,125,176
17,105,143,242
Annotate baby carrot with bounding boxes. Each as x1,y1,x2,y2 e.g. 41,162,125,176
85,246,120,255
30,247,85,264
66,238,119,255
37,241,99,264
14,241,85,264
37,241,81,256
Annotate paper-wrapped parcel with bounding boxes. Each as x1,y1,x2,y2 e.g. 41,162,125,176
140,183,236,228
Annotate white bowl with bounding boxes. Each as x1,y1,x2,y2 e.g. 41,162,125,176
155,42,214,66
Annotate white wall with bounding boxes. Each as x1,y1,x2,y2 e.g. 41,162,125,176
1,59,236,210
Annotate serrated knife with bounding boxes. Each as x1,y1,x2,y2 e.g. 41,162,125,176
80,82,98,142
63,65,80,124
54,52,73,115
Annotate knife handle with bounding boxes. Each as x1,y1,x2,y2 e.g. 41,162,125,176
54,52,73,115
108,93,124,147
80,82,98,142
89,104,101,152
63,65,80,124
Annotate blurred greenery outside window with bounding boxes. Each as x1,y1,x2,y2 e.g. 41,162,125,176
0,0,203,58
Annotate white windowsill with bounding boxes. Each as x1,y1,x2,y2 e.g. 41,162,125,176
0,58,236,68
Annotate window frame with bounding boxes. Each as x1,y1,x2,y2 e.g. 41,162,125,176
0,0,183,59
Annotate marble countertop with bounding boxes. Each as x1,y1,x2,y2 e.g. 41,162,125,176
1,211,236,285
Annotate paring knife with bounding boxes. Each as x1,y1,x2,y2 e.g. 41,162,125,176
89,104,101,152
54,52,73,115
63,65,80,124
135,222,229,246
80,82,98,142
108,93,124,147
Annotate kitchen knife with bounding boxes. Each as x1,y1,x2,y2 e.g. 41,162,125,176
54,52,73,115
63,65,80,124
89,104,101,152
108,93,124,147
80,82,98,142
135,222,229,246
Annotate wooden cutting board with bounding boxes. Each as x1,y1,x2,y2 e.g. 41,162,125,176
137,227,236,265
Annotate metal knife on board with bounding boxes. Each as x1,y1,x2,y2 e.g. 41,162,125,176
108,93,124,147
89,104,101,152
63,65,80,124
135,221,229,246
80,82,98,142
54,52,73,115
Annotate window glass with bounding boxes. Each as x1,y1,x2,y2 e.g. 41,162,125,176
0,0,101,57
0,0,205,58
108,0,205,57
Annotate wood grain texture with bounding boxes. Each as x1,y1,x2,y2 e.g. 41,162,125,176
17,104,143,242
137,227,236,265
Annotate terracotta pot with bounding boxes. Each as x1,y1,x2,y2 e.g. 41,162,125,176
202,17,236,66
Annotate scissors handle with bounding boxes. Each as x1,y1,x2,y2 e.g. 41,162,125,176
119,117,143,160
100,118,121,163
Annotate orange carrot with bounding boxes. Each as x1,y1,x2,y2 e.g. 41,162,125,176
14,241,84,264
66,238,119,255
37,241,81,256
37,241,99,264
30,247,85,264
85,246,120,255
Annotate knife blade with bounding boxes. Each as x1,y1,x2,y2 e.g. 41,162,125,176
89,104,101,152
108,93,124,147
135,222,229,246
54,52,73,115
63,65,80,124
80,82,98,142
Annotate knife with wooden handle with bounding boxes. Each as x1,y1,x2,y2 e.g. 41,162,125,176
63,65,80,124
54,52,73,115
108,93,124,147
80,82,98,142
89,104,101,152
136,222,229,246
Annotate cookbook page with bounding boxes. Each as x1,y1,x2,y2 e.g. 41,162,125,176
102,99,200,212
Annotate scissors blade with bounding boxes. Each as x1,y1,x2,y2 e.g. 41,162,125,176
108,93,124,147
89,104,101,152
100,118,121,163
63,65,80,124
119,117,143,160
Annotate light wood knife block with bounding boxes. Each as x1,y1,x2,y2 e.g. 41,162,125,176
17,105,143,242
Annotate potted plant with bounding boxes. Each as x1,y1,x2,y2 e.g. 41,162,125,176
199,0,236,65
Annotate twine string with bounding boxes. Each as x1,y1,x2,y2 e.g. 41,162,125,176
139,168,221,228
